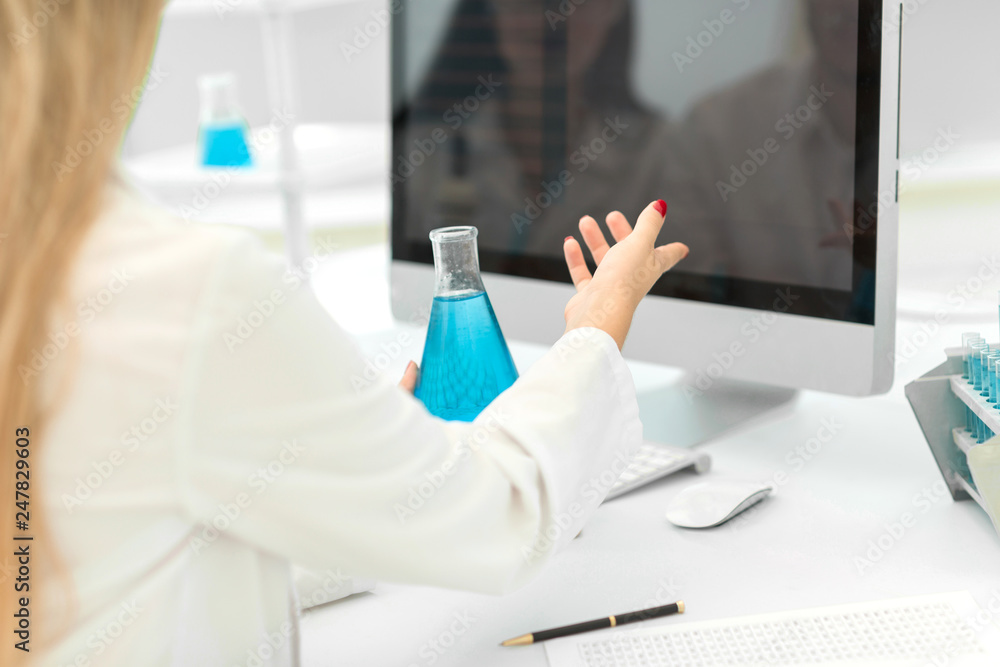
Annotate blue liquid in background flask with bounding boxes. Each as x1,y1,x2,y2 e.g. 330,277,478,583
197,73,253,168
415,227,519,421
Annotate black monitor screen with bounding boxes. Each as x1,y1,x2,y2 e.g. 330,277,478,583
392,0,884,324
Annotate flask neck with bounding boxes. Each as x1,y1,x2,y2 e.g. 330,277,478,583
430,227,485,298
199,74,243,124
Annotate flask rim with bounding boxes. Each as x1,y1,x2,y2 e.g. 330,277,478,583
429,227,478,243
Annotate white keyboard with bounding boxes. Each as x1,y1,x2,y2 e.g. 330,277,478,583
604,441,711,501
546,592,1000,667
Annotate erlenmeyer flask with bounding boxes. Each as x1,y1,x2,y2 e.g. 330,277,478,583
415,227,519,422
197,73,253,168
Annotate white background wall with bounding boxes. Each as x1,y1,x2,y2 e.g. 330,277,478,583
126,0,1000,162
124,0,392,156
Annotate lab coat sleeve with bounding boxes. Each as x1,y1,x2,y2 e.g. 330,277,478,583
176,235,643,594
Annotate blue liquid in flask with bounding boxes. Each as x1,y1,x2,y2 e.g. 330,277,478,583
200,121,253,168
416,292,518,422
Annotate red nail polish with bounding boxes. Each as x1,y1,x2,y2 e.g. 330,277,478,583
564,236,573,242
653,200,667,216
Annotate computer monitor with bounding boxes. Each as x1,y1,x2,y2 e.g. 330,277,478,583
389,0,900,400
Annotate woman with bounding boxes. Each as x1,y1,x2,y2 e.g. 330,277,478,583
0,2,687,665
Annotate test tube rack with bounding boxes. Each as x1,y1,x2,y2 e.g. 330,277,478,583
905,347,1000,536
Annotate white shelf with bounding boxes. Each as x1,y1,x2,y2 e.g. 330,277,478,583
949,377,996,516
956,475,987,512
153,184,389,230
123,123,387,193
122,123,388,230
165,0,363,17
950,375,1000,434
952,426,979,455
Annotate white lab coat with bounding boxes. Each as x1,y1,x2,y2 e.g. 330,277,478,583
35,181,643,665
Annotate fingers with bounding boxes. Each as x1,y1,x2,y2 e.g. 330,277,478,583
653,242,689,273
563,236,593,291
632,199,668,244
398,360,419,395
605,211,633,243
579,215,612,265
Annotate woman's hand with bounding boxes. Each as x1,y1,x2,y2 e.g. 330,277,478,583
399,361,418,394
563,200,688,350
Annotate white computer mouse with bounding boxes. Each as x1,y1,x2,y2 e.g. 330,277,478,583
665,479,774,529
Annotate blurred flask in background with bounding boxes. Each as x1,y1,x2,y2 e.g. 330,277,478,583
198,73,253,168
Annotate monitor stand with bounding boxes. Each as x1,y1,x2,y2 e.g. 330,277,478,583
637,377,798,448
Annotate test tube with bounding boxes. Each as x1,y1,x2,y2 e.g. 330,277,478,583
991,354,1000,410
995,360,1000,410
990,352,1000,404
980,346,993,397
963,332,980,379
968,338,984,386
971,340,988,391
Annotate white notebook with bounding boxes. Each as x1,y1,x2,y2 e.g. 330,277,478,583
545,592,1000,667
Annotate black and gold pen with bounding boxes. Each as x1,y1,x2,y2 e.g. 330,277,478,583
500,601,685,646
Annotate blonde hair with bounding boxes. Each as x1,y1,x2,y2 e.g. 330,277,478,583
0,1,164,662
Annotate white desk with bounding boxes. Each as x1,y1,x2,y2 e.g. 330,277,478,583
298,239,1000,667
